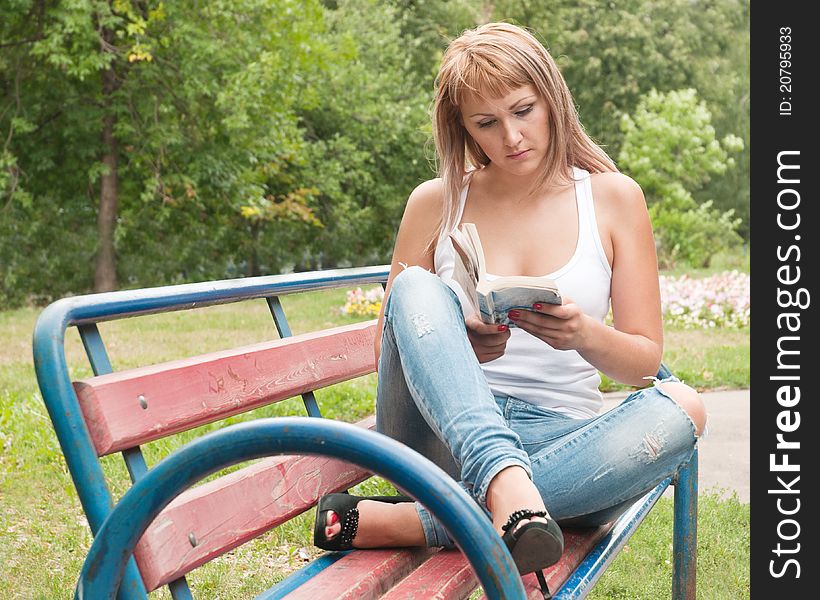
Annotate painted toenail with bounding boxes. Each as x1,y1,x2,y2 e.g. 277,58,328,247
328,511,339,525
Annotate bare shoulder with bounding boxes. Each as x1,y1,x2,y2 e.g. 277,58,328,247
589,171,649,227
589,171,646,209
405,177,445,213
391,178,446,269
399,177,445,238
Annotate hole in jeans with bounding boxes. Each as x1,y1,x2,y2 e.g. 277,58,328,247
410,312,434,338
630,427,667,463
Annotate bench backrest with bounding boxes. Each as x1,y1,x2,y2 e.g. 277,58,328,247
33,266,389,596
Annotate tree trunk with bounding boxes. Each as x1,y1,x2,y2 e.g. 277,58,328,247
246,223,259,277
95,27,118,292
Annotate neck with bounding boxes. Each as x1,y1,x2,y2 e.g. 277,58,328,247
479,163,568,202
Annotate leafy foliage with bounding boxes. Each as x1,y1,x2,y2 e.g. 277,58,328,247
618,89,743,268
1,0,750,306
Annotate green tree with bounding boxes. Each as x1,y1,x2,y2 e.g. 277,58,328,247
489,0,750,235
688,0,750,237
618,88,743,268
288,0,436,271
1,0,330,303
2,1,749,307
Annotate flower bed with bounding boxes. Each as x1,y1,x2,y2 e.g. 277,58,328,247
342,286,385,318
659,270,750,329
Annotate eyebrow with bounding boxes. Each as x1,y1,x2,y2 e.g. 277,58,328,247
468,95,537,118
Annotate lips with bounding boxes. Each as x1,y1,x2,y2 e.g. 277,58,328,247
507,149,530,159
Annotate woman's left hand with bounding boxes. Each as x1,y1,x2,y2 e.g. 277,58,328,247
507,297,591,351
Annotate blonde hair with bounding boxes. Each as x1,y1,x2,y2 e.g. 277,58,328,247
431,22,617,244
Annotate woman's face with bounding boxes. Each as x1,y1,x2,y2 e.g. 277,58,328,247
459,84,550,176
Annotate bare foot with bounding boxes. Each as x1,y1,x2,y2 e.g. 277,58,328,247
323,500,425,548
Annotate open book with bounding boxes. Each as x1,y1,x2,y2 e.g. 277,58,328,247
449,222,562,327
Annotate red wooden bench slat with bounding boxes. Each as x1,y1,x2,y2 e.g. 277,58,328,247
74,321,377,455
367,524,612,600
283,548,439,600
379,549,476,600
135,416,376,591
478,526,612,599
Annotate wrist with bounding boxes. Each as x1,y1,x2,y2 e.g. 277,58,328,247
575,313,598,353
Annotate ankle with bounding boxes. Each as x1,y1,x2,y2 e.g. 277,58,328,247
486,467,545,511
486,466,550,532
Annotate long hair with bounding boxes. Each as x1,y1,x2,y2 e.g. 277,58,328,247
430,22,617,245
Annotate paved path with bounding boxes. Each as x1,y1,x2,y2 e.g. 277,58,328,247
602,388,750,503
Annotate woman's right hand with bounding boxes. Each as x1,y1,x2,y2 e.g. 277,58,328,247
465,315,511,363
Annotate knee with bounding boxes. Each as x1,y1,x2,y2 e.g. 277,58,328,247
390,266,450,309
658,381,707,436
391,265,435,295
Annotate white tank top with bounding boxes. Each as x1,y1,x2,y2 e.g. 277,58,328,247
435,167,612,418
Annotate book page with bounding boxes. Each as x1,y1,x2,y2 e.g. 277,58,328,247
461,223,486,279
448,229,480,314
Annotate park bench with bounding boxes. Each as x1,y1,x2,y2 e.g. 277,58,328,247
33,266,698,599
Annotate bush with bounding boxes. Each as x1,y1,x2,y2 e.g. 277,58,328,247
650,200,742,269
619,88,744,269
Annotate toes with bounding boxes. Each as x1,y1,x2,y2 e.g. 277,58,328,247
324,511,341,540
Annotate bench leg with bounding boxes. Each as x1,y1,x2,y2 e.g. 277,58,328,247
672,448,698,600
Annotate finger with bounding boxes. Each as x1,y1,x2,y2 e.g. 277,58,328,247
478,350,505,363
466,315,510,336
468,329,510,348
513,317,563,340
506,308,557,327
529,302,570,318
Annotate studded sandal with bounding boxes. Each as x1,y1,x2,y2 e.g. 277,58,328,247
501,509,564,599
313,493,414,551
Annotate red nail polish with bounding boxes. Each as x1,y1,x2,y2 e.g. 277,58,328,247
497,324,508,331
508,310,520,320
533,303,542,310
328,511,339,525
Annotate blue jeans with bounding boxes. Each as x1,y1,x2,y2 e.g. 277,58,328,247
376,267,698,548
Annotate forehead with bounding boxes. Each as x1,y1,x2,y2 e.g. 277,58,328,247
459,84,539,114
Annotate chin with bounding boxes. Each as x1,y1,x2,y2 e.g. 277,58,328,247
503,162,541,178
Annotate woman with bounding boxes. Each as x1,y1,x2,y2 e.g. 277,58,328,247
312,22,706,589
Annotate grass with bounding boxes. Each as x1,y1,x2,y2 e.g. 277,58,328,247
0,283,749,599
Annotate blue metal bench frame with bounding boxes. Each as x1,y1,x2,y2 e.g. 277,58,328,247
33,266,698,599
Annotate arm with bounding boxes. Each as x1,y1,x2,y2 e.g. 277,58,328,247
374,178,511,364
374,179,443,364
511,173,663,387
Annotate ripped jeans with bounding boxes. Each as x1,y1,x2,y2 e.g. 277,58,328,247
376,266,698,548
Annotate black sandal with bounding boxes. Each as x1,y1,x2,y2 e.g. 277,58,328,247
501,509,564,599
313,493,414,551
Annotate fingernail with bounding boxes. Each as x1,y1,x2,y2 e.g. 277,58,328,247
533,303,542,310
497,324,508,331
508,310,520,320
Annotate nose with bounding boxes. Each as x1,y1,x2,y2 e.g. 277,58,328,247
502,119,523,148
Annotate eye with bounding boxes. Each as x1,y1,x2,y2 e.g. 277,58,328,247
515,105,534,117
477,119,496,129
